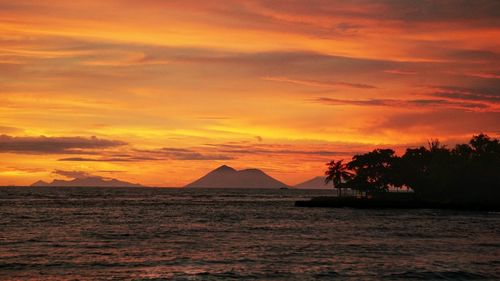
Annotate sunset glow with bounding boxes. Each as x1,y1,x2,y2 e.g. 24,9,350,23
1,1,499,186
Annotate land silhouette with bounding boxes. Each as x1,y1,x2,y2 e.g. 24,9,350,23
27,133,499,210
185,165,287,188
31,176,143,188
297,134,500,210
294,176,330,189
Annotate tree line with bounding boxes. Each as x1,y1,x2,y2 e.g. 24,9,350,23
325,134,500,204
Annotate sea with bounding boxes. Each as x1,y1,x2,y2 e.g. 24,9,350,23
0,187,499,280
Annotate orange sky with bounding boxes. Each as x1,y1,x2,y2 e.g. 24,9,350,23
1,0,499,187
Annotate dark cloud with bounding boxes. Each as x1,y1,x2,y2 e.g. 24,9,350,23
0,135,127,154
62,143,354,163
53,170,90,179
383,69,417,75
51,169,133,183
445,49,500,62
58,157,133,162
404,42,500,64
0,33,411,88
376,0,500,23
430,86,500,103
135,148,235,161
51,39,396,75
4,166,44,173
372,110,500,136
204,143,355,157
155,0,499,44
314,97,492,111
173,153,234,160
195,51,391,73
58,147,235,162
252,0,500,25
58,157,100,162
0,32,458,85
263,76,377,89
465,72,500,80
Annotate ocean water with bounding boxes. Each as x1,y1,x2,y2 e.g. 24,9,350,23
0,187,499,280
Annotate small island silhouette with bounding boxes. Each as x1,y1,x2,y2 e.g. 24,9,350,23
294,176,330,189
296,134,500,211
31,176,143,188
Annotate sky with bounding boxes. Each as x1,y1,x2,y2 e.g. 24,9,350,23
1,0,499,187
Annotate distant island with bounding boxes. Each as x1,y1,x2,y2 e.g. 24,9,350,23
31,176,143,188
294,176,330,189
185,165,288,188
296,134,500,211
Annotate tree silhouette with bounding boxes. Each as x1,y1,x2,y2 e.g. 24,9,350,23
346,149,398,196
324,160,352,197
329,134,500,205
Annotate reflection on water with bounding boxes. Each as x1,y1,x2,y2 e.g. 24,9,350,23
0,187,499,280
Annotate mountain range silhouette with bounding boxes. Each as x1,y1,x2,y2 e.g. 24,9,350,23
31,176,142,187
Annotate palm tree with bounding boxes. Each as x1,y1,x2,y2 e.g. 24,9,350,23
325,160,352,197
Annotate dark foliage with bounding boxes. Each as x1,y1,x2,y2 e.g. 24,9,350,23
329,134,500,204
346,149,398,195
324,160,352,197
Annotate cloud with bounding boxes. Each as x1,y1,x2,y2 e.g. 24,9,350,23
383,69,416,75
58,147,235,162
4,166,44,174
1,0,500,188
135,147,235,161
374,0,500,23
0,135,127,154
464,72,500,80
263,76,376,89
252,0,500,24
204,142,356,157
57,142,356,163
0,126,23,134
146,0,500,40
372,110,500,137
444,49,500,62
97,170,125,174
430,86,500,103
57,157,133,162
53,170,90,179
51,169,126,181
314,97,494,111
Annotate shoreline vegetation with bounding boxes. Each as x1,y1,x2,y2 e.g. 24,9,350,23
296,134,500,211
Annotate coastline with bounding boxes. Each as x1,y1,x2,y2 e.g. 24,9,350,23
295,196,500,212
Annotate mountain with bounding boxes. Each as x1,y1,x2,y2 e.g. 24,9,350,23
31,180,50,187
31,176,143,187
294,176,331,189
185,165,288,188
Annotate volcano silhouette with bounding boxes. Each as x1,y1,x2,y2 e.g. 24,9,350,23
185,165,287,188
